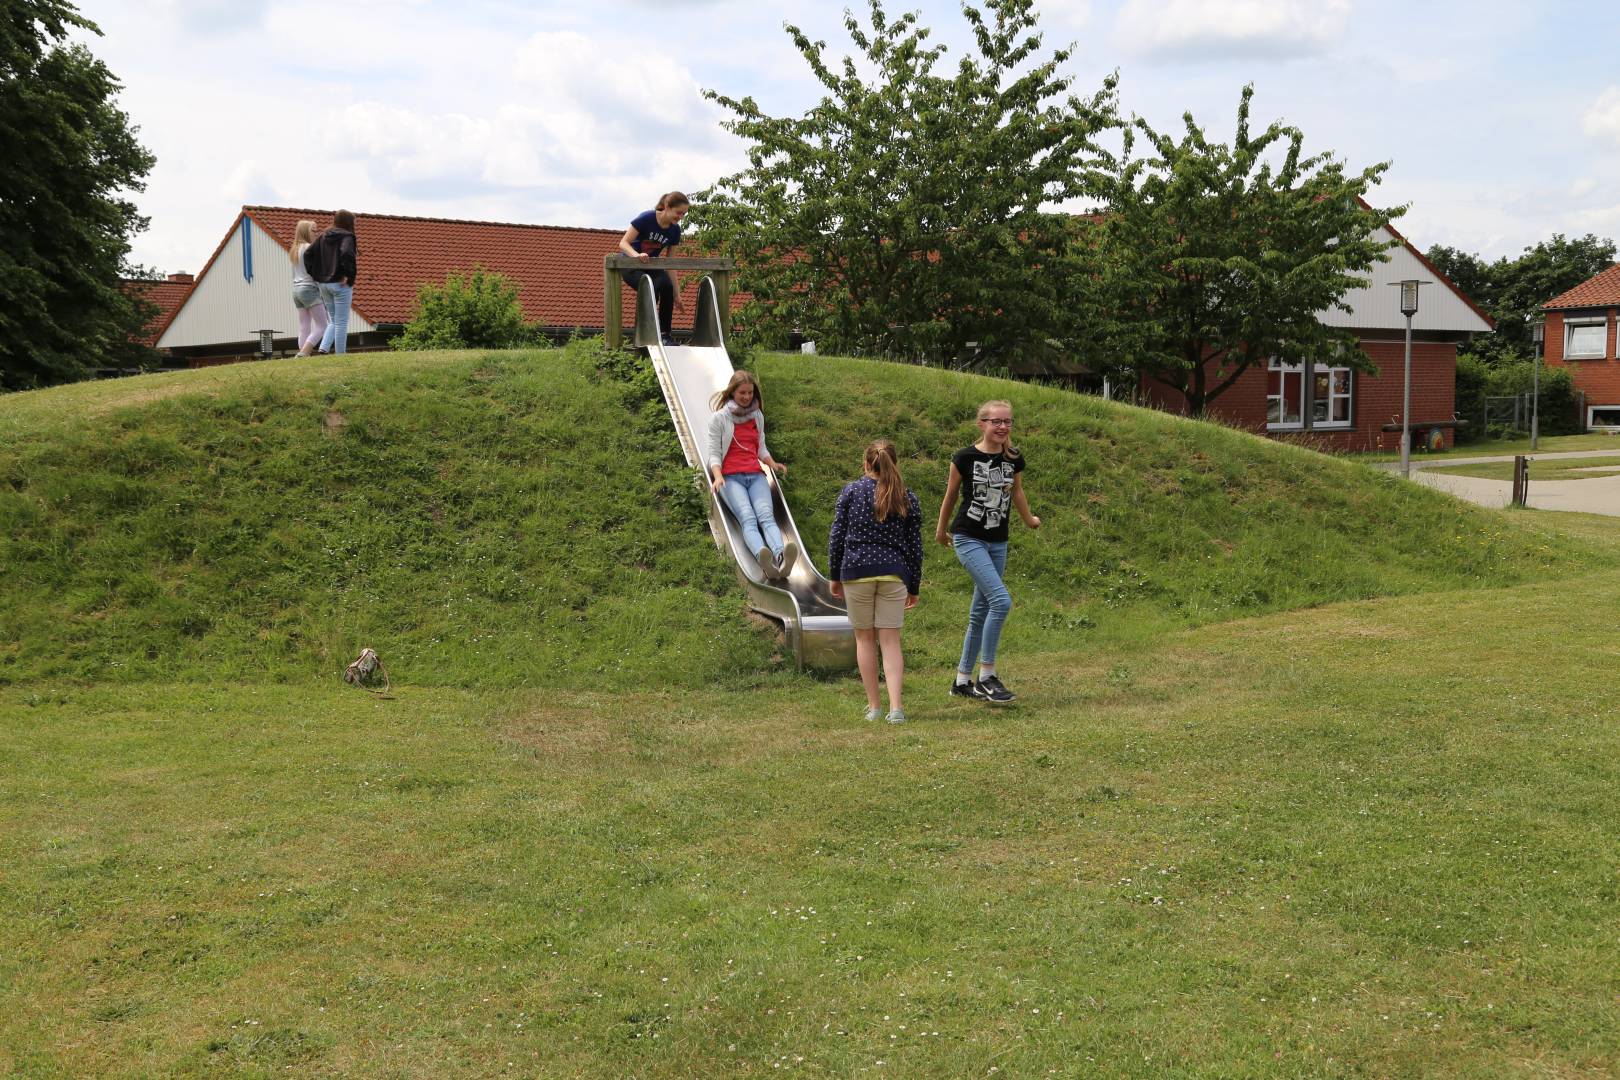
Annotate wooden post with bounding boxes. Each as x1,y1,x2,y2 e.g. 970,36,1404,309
604,254,735,349
1511,455,1529,507
603,256,623,350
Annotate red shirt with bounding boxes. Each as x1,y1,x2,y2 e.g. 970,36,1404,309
722,418,763,475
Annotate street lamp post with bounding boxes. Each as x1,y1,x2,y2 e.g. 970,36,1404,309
1530,315,1545,450
1391,280,1425,478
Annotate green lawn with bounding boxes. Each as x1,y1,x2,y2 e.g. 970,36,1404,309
1359,431,1620,462
1429,455,1620,482
4,348,1620,1075
3,567,1618,1076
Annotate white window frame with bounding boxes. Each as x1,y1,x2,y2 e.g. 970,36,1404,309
1267,358,1304,430
1564,316,1608,360
1588,406,1620,430
1267,357,1353,431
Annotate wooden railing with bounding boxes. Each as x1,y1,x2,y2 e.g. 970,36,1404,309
603,255,735,350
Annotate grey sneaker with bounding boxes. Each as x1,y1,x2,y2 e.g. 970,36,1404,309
757,546,775,577
776,540,798,578
976,675,1016,704
864,705,883,722
886,709,907,724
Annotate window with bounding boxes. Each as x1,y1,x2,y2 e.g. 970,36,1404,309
1565,317,1607,360
1267,360,1303,428
1268,358,1352,430
1589,406,1620,430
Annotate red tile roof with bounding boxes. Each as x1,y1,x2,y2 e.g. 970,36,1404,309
1543,263,1620,311
239,206,704,332
122,276,194,346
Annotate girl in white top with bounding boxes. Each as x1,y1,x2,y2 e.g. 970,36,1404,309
290,219,329,357
705,370,797,580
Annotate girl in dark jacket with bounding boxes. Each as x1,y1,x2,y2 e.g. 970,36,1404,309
311,209,358,354
828,439,922,723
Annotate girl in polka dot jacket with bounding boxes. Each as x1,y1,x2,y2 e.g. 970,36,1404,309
828,439,923,723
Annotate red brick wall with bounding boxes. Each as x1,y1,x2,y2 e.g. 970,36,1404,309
1143,339,1459,452
1544,310,1620,407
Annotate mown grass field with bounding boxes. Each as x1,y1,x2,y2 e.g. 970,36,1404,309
1358,431,1620,462
1430,455,1620,482
3,346,1618,1076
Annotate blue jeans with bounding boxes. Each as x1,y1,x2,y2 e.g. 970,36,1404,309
721,472,783,561
953,535,1010,671
318,281,354,354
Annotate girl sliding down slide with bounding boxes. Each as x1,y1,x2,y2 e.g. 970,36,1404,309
706,370,797,580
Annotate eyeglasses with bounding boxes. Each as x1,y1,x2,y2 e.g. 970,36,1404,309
980,417,1013,427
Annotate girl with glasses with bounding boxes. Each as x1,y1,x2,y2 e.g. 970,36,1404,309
934,399,1040,703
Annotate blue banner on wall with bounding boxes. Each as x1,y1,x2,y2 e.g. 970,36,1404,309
241,217,253,283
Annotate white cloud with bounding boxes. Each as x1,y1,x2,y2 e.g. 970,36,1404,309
307,25,743,211
153,0,270,34
1113,0,1354,61
1582,86,1620,145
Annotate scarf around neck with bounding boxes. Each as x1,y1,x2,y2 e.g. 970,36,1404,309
725,400,761,423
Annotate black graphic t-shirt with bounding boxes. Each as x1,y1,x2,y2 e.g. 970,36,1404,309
950,446,1025,542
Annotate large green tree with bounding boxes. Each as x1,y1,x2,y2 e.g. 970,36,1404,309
1427,233,1616,362
1094,86,1399,417
695,0,1117,367
1,0,155,390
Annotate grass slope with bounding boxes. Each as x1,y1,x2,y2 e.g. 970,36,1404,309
4,347,1620,1075
1,343,1611,688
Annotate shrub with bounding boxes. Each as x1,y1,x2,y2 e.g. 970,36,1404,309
392,267,533,350
1455,351,1582,441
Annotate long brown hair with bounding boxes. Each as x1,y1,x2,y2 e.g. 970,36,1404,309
656,191,690,211
333,208,356,231
976,399,1020,460
710,369,762,412
864,439,909,521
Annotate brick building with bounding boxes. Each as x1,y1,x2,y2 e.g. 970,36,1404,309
1141,222,1493,451
150,206,708,362
1540,263,1620,430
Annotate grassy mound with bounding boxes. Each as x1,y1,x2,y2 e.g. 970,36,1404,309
1,344,1606,688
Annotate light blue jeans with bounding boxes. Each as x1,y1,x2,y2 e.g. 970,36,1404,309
953,535,1010,672
318,281,354,354
721,472,784,561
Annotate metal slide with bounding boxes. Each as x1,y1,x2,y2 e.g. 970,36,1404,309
634,275,855,671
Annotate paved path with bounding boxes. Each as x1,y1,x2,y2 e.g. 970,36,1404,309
1379,448,1620,516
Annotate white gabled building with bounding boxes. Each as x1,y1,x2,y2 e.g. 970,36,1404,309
156,211,376,357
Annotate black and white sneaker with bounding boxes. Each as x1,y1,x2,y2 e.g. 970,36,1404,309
949,679,982,700
776,540,798,579
975,675,1016,704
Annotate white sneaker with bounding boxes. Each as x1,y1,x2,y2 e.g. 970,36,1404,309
757,547,774,577
886,709,908,724
864,705,883,722
776,540,798,578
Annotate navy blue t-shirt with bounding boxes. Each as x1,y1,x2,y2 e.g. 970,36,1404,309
629,210,681,257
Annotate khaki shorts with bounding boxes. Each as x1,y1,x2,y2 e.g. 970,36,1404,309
843,577,908,630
